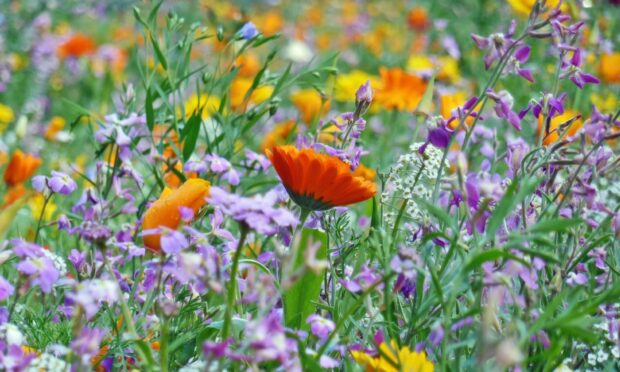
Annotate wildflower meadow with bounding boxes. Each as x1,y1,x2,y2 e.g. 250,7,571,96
1,0,620,370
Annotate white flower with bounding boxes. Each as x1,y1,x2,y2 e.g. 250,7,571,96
0,323,23,345
26,353,69,372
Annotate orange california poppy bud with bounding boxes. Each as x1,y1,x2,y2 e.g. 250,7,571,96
3,150,42,187
142,179,210,252
267,146,376,211
57,33,97,58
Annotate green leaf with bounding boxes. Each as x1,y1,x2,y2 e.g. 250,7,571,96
145,88,155,131
150,33,168,71
528,218,582,234
182,113,202,161
414,196,455,230
486,176,540,239
283,229,327,331
464,249,529,272
415,73,435,116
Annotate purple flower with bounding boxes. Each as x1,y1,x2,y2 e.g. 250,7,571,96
67,280,119,320
429,324,445,347
487,89,521,131
0,277,14,301
208,186,298,235
12,240,61,293
48,171,77,194
160,228,189,255
471,20,518,70
205,154,240,186
307,314,335,340
33,171,78,195
560,49,600,88
238,22,259,40
71,327,106,367
355,80,373,106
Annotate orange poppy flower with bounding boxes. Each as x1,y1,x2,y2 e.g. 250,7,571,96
142,179,210,252
537,110,583,146
57,33,97,58
267,146,376,211
4,150,42,187
374,67,427,112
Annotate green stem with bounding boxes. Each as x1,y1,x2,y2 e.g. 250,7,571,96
34,193,53,244
222,224,249,340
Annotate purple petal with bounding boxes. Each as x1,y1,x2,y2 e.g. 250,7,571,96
518,68,534,83
514,46,531,63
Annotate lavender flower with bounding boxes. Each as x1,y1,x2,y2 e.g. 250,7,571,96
208,186,298,235
33,171,77,195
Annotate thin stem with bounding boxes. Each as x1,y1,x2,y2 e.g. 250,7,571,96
221,224,249,340
34,192,53,244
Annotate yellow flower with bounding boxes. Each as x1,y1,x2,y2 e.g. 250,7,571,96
590,93,618,113
352,341,434,372
407,56,460,83
184,94,222,119
333,70,381,102
229,78,274,111
437,56,460,83
30,194,57,222
290,88,330,124
0,103,14,133
507,0,567,16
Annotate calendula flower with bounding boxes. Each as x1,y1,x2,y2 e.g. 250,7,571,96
142,179,210,252
506,0,566,16
351,340,434,372
57,33,97,58
599,52,620,84
4,150,42,187
267,146,376,211
374,67,427,112
290,89,330,124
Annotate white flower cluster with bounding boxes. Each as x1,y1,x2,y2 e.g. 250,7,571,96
0,323,24,346
25,353,69,372
40,249,67,277
382,142,446,226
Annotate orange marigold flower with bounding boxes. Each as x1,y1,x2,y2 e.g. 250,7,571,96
57,33,97,58
599,52,620,84
537,110,583,146
142,179,210,252
267,146,376,211
374,67,427,112
407,7,429,31
4,150,42,187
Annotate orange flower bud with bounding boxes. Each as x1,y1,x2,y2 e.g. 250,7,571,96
3,150,42,187
142,179,210,252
